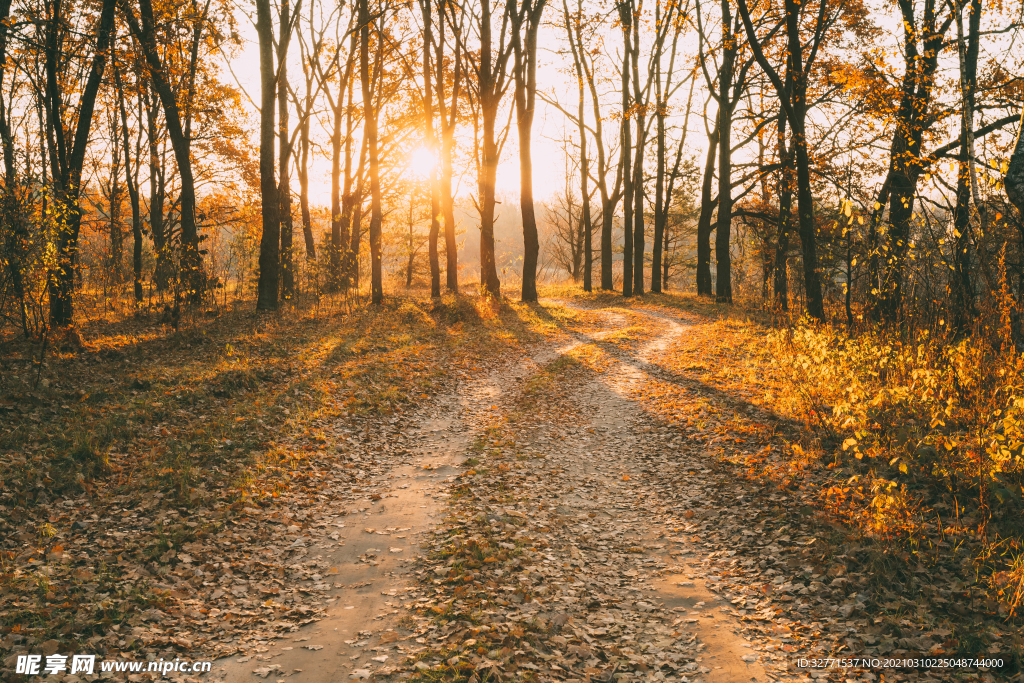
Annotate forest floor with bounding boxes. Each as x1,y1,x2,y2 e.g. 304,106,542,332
1,290,1021,682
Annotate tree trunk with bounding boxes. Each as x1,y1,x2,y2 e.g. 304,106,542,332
108,113,123,283
696,115,719,296
577,33,592,293
144,91,169,292
125,0,204,302
113,60,143,302
630,17,644,296
512,0,545,302
350,133,368,289
792,118,823,319
1007,111,1024,216
876,0,944,323
278,0,295,301
476,0,503,297
255,0,280,310
0,0,28,334
441,126,459,292
619,0,633,297
436,1,461,294
772,109,791,309
298,112,316,262
652,94,665,294
360,0,383,305
421,0,441,296
714,1,735,304
45,0,117,326
951,0,979,333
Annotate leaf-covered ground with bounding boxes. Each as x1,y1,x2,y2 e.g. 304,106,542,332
2,290,1022,683
0,294,576,676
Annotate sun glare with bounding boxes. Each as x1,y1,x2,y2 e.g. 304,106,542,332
409,146,435,179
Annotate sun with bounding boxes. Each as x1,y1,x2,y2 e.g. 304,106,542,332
409,145,436,179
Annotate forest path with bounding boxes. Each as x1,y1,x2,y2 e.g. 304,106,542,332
214,301,772,683
212,307,611,683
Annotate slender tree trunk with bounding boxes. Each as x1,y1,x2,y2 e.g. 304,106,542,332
327,43,356,291
146,94,169,292
441,126,458,292
0,0,27,334
951,0,979,333
630,19,644,296
578,44,592,293
632,124,644,295
773,142,792,308
359,0,383,305
125,0,204,301
421,0,441,296
45,0,117,326
298,113,316,261
107,112,123,284
278,0,295,300
329,90,345,290
350,132,368,289
118,81,144,302
1007,111,1024,216
877,0,944,323
652,95,665,294
619,0,633,297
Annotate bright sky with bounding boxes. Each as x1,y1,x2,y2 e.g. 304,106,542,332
224,9,583,207
220,0,1020,215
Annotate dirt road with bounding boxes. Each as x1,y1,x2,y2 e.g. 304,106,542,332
211,301,790,683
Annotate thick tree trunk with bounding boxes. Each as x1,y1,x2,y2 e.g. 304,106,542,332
792,120,823,319
255,0,280,310
477,0,502,297
696,117,719,296
714,3,735,304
